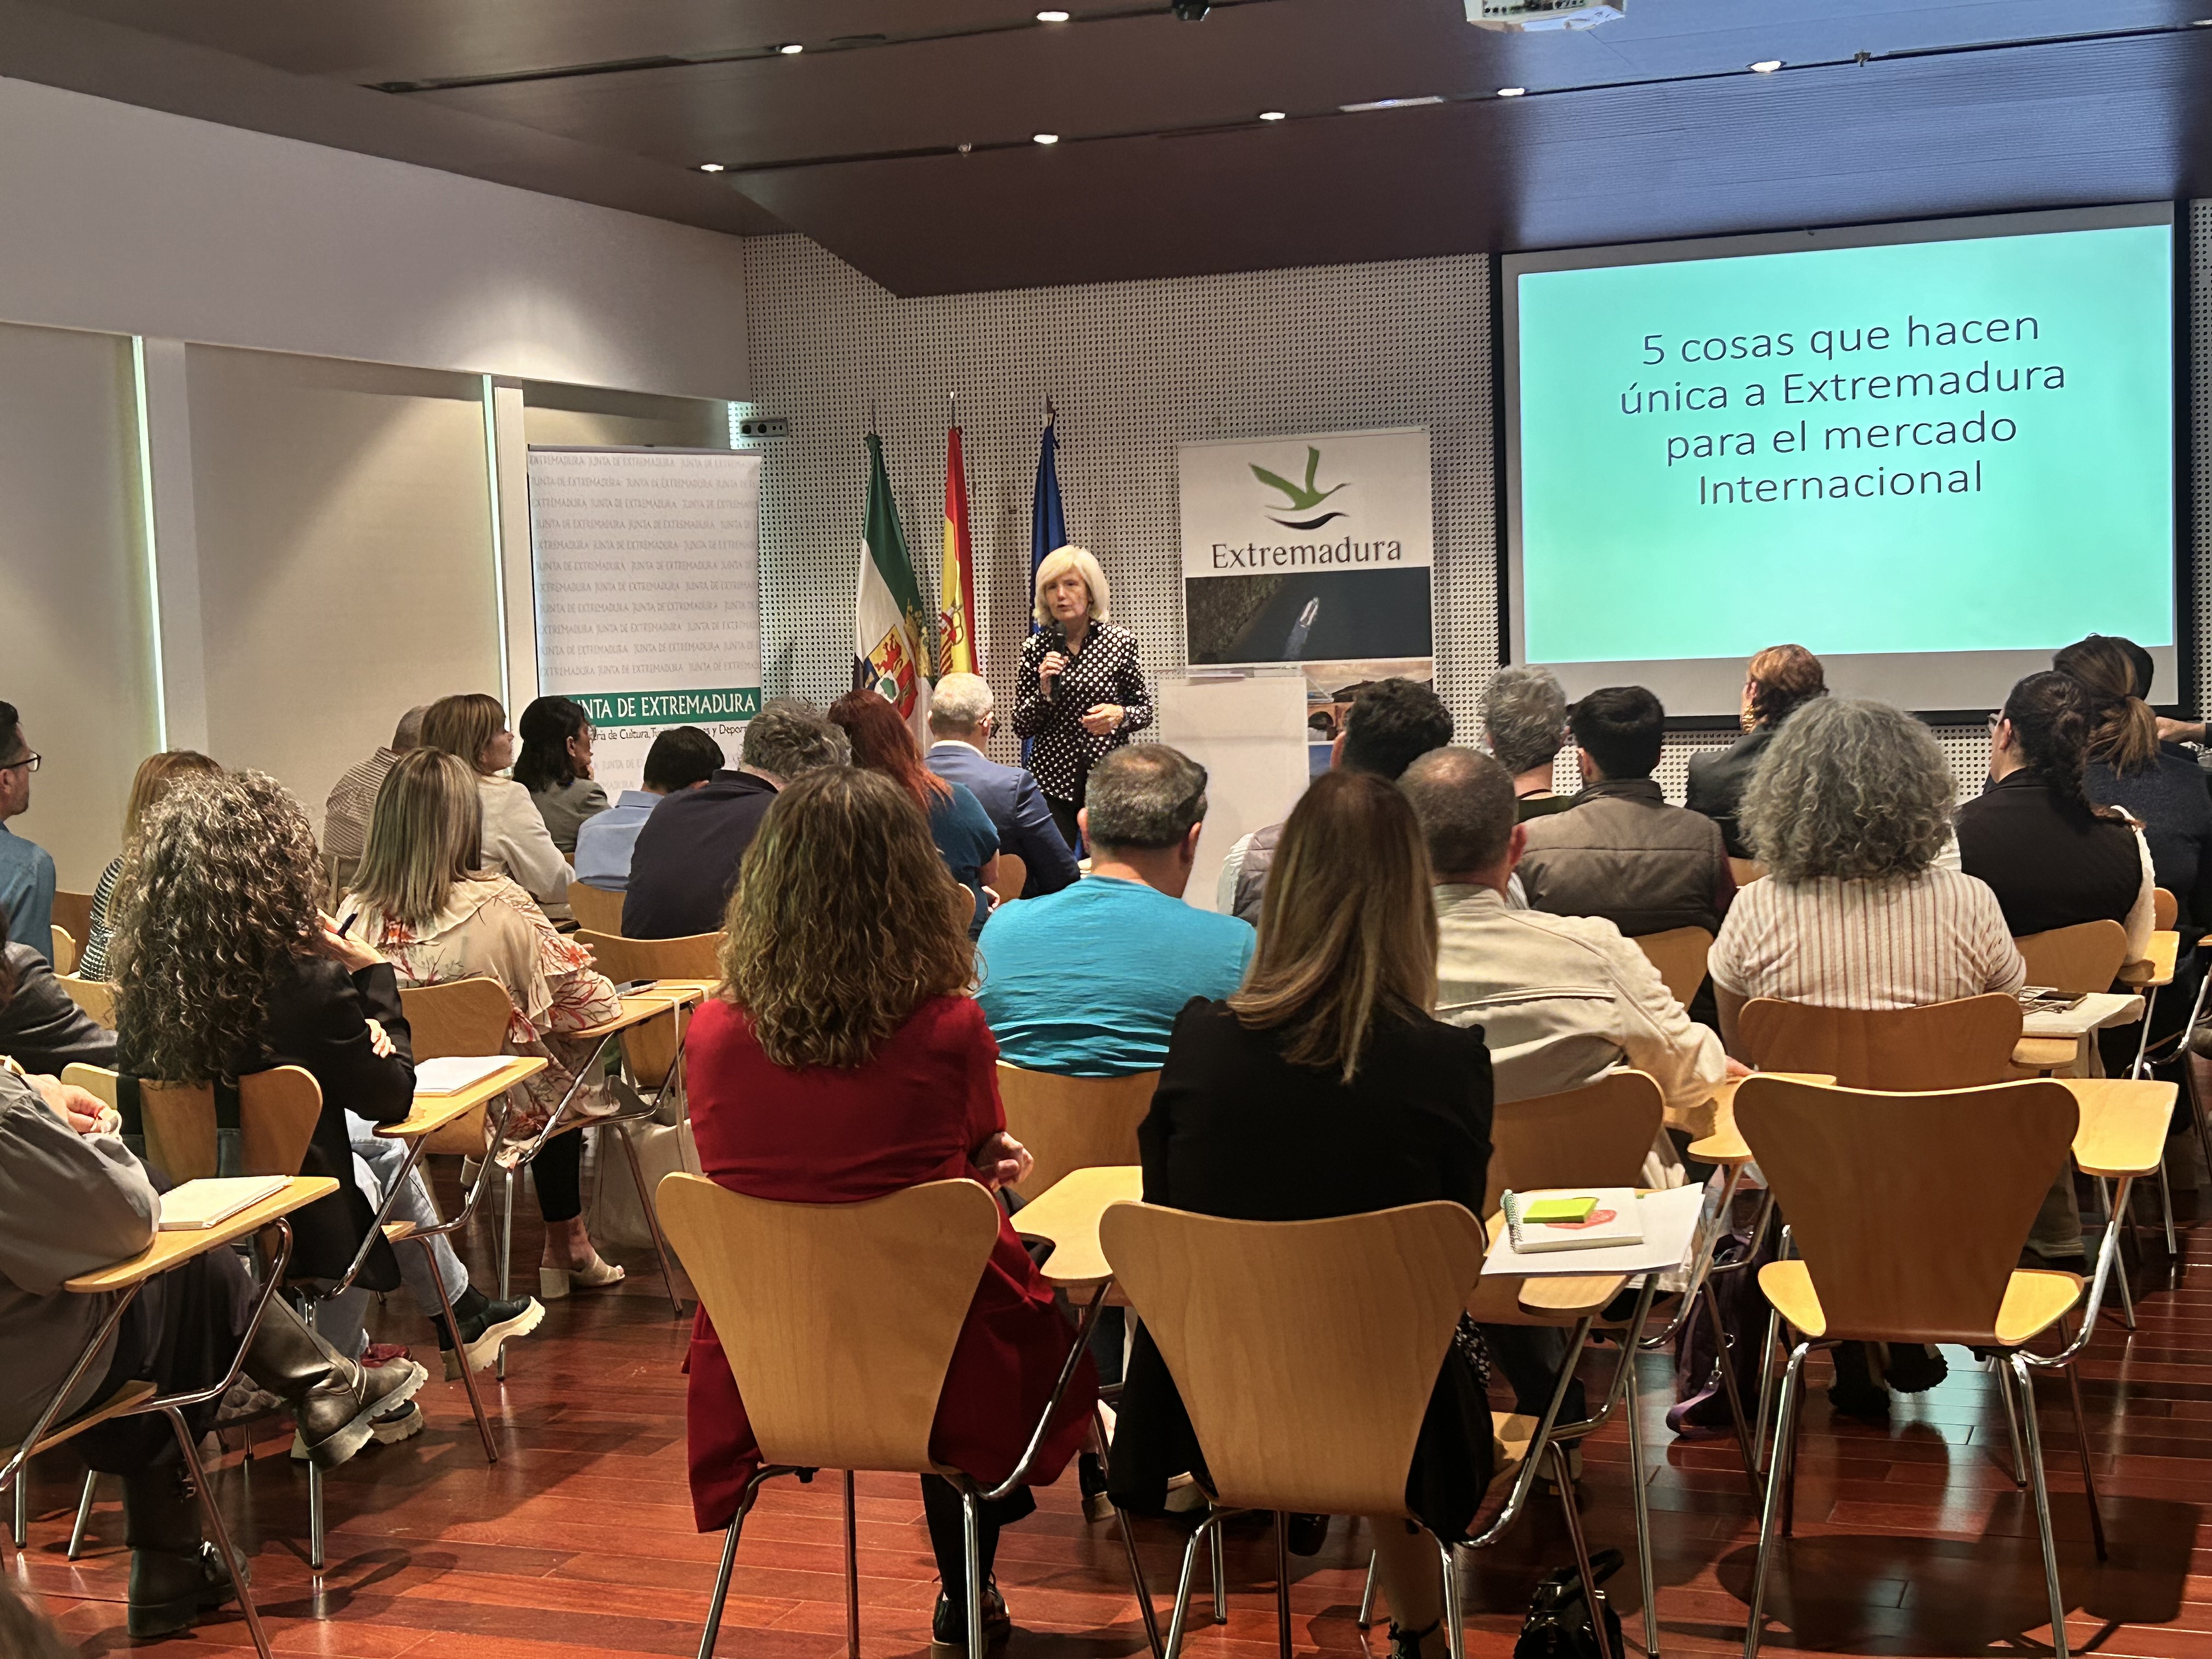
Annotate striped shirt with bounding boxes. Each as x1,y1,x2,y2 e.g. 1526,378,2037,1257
323,748,398,864
1708,865,2025,1010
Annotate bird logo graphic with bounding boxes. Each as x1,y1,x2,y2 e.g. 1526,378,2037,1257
1250,447,1349,530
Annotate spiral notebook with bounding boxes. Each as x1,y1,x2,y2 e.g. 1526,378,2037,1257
1500,1187,1645,1254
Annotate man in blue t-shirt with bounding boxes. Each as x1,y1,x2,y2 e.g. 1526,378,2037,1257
0,703,55,964
977,743,1254,1077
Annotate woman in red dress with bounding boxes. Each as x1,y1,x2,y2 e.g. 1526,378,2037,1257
684,764,1096,1653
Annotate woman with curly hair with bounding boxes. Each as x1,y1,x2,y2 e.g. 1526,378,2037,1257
681,767,1092,1651
827,689,1000,938
340,748,625,1301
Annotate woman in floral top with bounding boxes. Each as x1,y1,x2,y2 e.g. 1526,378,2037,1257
339,748,627,1300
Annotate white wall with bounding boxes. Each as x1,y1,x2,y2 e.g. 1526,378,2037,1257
0,76,750,402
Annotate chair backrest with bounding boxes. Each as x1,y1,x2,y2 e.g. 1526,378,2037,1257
399,978,517,1154
656,1173,1001,1474
1485,1070,1665,1215
138,1066,324,1184
577,930,723,983
55,974,116,1030
2014,919,2129,996
59,1064,118,1111
567,882,627,936
1633,927,1713,1008
1735,1076,2076,1344
50,889,95,945
1102,1200,1487,1516
996,853,1028,901
48,925,80,977
1738,994,2022,1090
995,1063,1159,1201
2154,887,2177,933
1728,857,1768,889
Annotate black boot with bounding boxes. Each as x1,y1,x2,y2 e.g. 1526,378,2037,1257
245,1296,427,1470
1389,1619,1443,1659
123,1465,240,1638
929,1579,1011,1656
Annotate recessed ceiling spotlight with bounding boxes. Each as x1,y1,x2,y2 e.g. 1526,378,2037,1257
1497,85,1527,97
1749,58,1782,72
1259,109,1286,121
777,41,804,54
697,162,726,172
1033,132,1060,144
1036,8,1071,19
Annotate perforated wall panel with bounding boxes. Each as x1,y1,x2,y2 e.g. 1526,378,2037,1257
746,217,2209,804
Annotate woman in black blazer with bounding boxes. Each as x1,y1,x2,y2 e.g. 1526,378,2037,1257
1684,643,1827,858
1108,770,1493,1659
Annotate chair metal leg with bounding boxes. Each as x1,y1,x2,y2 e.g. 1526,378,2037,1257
498,1167,516,1380
616,1122,687,1318
11,1473,26,1548
2157,1155,2177,1255
1743,1345,1809,1659
961,1486,985,1659
1163,1515,1217,1659
1551,1445,1615,1659
1626,1361,1660,1659
1701,1288,1762,1497
1438,1539,1468,1659
1273,1512,1294,1659
170,1405,274,1659
1990,1353,2028,1487
2102,1179,2137,1330
307,1460,326,1571
1212,1518,1229,1624
1096,1411,1163,1659
2056,1321,2108,1563
2010,1357,2072,1659
698,1516,744,1659
421,1238,498,1465
1356,1550,1379,1629
842,1471,860,1659
66,1469,97,1559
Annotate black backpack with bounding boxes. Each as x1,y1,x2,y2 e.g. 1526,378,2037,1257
1514,1547,1625,1659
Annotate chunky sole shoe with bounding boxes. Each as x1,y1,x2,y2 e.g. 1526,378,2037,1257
127,1543,240,1638
370,1400,426,1445
443,1296,546,1379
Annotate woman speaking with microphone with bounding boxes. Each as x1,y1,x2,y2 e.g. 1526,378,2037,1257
1015,546,1153,851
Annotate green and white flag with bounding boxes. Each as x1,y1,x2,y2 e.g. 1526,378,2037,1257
854,431,934,743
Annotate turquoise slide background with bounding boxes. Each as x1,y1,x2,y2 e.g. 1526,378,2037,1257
1516,225,2175,663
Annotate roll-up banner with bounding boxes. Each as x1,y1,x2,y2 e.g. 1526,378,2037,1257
526,446,763,794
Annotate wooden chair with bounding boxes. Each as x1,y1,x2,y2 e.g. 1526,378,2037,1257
50,888,94,946
1101,1199,1623,1659
995,852,1029,902
48,924,80,976
575,930,721,1092
399,978,518,1155
55,973,116,1030
1736,1077,2107,1659
1633,927,1712,1009
1727,857,1767,889
996,1063,1158,1203
1737,994,2022,1090
2153,887,2177,933
658,1174,1073,1659
567,882,626,935
2012,920,2130,1074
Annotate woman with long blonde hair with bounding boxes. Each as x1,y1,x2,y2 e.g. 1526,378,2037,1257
681,766,1093,1651
1108,769,1495,1659
77,749,223,980
340,748,625,1300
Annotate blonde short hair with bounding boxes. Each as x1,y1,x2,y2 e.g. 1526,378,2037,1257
1033,545,1109,627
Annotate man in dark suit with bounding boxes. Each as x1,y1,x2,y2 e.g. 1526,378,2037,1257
622,699,849,938
926,674,1080,899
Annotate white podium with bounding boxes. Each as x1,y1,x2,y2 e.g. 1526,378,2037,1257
1156,673,1313,914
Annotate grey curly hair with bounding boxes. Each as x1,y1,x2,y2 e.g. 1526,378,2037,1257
112,769,325,1085
1483,665,1569,776
1740,697,1956,884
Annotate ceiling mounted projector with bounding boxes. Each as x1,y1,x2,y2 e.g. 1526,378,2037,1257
1466,0,1626,30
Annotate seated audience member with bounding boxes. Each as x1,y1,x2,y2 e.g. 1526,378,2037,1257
684,767,1093,1648
1218,677,1453,923
623,699,849,940
324,706,426,895
573,725,724,893
1711,698,2025,1415
0,1046,416,1637
927,672,1081,898
1110,770,1491,1659
0,702,55,964
515,695,611,856
1483,665,1575,821
111,770,431,1399
420,693,572,911
979,744,1254,1075
1956,671,2154,956
1685,645,1827,859
78,750,223,981
341,749,626,1302
2057,634,2212,940
1519,686,1733,937
0,910,115,1073
830,690,1000,939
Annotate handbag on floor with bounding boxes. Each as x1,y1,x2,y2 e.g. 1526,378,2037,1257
585,1116,701,1251
1514,1547,1624,1659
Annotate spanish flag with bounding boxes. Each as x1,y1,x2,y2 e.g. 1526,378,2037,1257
939,424,979,675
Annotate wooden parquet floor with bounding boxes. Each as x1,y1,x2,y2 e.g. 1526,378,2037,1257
12,1158,2212,1659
